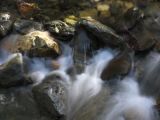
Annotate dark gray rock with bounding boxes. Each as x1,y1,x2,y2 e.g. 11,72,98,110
76,18,123,47
32,72,67,119
0,53,32,87
13,19,43,35
0,13,13,37
0,87,53,120
45,20,75,41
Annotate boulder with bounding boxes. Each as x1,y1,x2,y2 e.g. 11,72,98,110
1,31,61,57
0,53,32,87
0,12,13,37
32,72,68,119
45,20,75,41
75,18,123,47
101,51,131,80
17,1,39,18
0,87,52,120
129,23,155,51
73,18,124,73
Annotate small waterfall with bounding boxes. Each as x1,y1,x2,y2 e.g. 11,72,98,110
67,50,114,120
140,52,160,98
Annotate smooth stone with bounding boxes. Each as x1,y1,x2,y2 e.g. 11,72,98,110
32,72,68,119
0,53,32,87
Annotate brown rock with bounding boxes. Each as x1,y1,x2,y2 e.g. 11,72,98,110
101,51,131,80
17,1,39,18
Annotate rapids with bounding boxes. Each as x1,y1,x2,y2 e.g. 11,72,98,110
0,34,159,120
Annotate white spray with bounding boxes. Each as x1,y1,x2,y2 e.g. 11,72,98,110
103,77,158,120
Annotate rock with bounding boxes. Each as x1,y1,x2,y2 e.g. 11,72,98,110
96,4,110,17
101,51,131,80
73,29,96,73
79,8,98,18
155,40,160,52
17,1,39,18
76,18,123,47
115,7,144,32
129,22,155,51
64,15,78,26
13,19,43,34
32,72,68,119
73,18,124,73
0,13,13,37
45,20,75,41
156,98,160,113
0,87,52,120
2,31,61,57
0,53,32,87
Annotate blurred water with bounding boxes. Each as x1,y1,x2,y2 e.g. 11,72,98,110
0,34,159,120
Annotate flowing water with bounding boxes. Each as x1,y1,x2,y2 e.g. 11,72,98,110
0,34,159,120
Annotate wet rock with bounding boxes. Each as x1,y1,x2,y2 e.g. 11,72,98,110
155,40,160,52
0,53,32,87
13,19,43,35
76,18,123,47
2,31,61,57
101,51,131,80
116,7,144,32
73,18,124,73
129,22,155,51
0,87,52,120
45,20,75,41
79,8,98,18
64,15,78,26
32,72,68,119
72,28,96,73
96,4,110,18
0,13,13,37
17,1,39,18
142,3,160,40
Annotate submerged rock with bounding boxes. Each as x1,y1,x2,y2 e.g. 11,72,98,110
13,19,43,34
32,72,68,119
0,12,13,37
45,20,75,41
101,51,131,80
0,53,32,87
